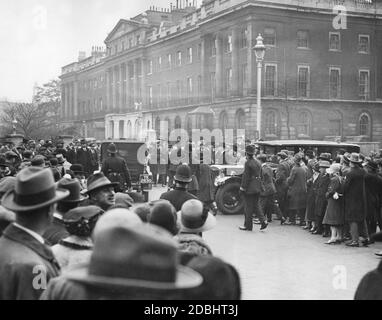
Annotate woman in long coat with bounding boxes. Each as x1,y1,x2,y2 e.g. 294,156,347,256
323,163,344,244
286,154,307,225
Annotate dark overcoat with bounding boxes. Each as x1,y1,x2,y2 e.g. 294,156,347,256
240,157,262,195
260,164,276,197
160,187,197,211
275,160,290,194
343,166,367,222
354,260,382,300
198,164,214,202
364,173,382,222
287,165,307,210
323,175,344,226
305,173,319,222
314,173,331,218
76,148,92,174
101,155,132,189
0,224,61,300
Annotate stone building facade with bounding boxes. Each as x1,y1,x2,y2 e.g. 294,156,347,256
60,0,382,144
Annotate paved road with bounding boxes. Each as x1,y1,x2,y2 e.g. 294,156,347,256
148,186,382,300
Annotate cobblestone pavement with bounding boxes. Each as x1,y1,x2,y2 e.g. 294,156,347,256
148,186,382,300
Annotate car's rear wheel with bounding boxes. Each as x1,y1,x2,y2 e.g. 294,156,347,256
215,180,244,215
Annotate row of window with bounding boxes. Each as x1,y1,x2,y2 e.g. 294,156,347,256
263,65,370,99
147,45,202,74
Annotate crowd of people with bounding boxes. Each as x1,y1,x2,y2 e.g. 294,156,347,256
0,137,241,300
0,136,382,299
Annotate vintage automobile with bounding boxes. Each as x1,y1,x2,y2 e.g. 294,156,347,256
211,140,360,215
100,140,152,191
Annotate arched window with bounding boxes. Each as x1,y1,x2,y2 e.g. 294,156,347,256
174,116,182,129
297,110,311,137
127,121,132,138
265,110,277,135
219,111,228,131
119,120,124,139
164,117,171,136
110,120,114,139
359,113,371,136
235,109,245,130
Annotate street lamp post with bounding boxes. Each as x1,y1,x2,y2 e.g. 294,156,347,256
254,34,266,140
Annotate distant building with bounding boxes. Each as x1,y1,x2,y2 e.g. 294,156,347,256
60,0,382,144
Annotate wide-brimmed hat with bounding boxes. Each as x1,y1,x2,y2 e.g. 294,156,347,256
65,217,202,290
57,178,88,203
342,153,350,164
85,172,118,194
326,163,341,175
174,164,192,183
70,164,84,175
107,143,117,154
245,145,256,155
177,199,216,233
2,167,69,212
348,153,362,164
318,160,331,168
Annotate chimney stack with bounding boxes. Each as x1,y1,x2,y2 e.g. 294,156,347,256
78,51,86,61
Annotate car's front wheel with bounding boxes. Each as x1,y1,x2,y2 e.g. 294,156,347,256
215,180,244,215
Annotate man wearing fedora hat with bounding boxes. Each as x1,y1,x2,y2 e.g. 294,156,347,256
43,178,88,246
239,145,267,231
41,211,202,300
343,153,370,247
101,143,131,193
160,164,197,212
275,152,291,220
85,172,119,211
0,167,70,299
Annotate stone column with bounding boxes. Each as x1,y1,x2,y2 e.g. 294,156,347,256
215,33,223,98
119,64,124,112
106,69,111,110
201,35,208,102
69,83,73,118
112,67,116,111
133,59,139,104
141,58,146,109
73,80,78,116
247,22,255,95
114,119,119,139
126,62,131,110
231,27,240,97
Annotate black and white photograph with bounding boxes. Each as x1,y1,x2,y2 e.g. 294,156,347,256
0,0,382,302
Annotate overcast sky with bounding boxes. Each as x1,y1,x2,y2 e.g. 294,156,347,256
0,0,182,102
